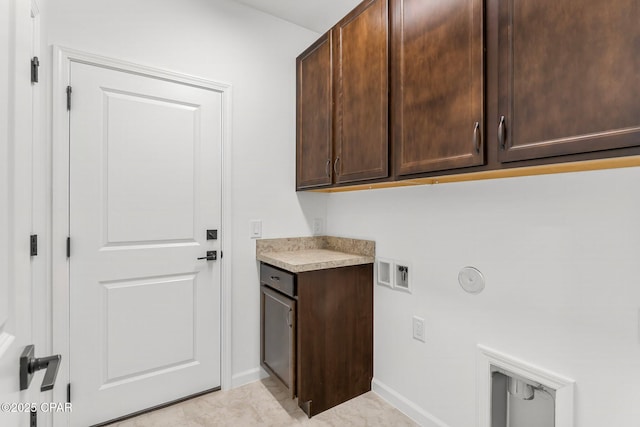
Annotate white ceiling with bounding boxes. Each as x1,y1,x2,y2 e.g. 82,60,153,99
229,0,362,34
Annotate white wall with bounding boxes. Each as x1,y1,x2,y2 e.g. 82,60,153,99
43,0,327,387
326,167,640,426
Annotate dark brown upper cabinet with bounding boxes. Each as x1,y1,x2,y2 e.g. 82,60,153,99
497,0,640,163
296,32,334,190
391,0,485,176
333,0,389,184
296,0,389,190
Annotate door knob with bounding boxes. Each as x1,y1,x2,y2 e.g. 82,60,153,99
197,250,217,261
20,345,61,392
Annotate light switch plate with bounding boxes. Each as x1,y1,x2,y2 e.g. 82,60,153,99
250,220,262,239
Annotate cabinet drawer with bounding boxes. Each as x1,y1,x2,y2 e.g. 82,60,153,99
260,263,296,297
260,285,296,397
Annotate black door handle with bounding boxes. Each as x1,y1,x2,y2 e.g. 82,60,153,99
20,345,61,392
197,250,217,261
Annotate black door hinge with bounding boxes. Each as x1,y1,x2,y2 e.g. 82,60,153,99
30,407,37,427
220,251,223,259
66,237,70,258
31,56,39,83
67,383,71,403
66,86,72,111
30,234,38,256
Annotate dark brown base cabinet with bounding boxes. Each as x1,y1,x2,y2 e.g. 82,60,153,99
296,0,640,190
260,263,373,417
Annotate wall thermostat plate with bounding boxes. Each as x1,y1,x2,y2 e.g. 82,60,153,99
458,266,485,294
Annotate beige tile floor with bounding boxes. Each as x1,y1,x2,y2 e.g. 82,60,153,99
106,377,419,426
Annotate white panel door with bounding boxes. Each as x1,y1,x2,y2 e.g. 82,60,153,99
69,61,222,426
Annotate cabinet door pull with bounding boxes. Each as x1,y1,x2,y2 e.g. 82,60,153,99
473,121,481,153
498,116,506,149
325,159,331,177
334,157,340,176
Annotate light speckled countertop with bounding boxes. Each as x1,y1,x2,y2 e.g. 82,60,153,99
256,236,375,273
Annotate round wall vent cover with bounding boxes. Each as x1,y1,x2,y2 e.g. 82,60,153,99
458,266,485,294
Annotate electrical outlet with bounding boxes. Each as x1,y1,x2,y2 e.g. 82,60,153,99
413,316,425,342
395,264,411,292
312,218,324,235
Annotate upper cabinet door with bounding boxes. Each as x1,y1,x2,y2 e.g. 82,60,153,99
392,0,484,176
297,32,333,190
498,0,640,163
334,0,389,184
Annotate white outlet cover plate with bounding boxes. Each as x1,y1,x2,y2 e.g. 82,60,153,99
312,218,324,235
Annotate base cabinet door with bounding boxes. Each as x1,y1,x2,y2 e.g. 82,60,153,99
392,0,485,176
260,285,296,397
497,0,640,162
296,264,373,417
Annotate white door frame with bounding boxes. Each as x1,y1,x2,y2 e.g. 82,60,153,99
51,46,233,424
1,0,39,424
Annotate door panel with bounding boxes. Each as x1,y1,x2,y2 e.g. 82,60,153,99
334,0,388,184
69,61,221,426
498,0,640,162
261,286,296,394
392,0,484,175
296,32,333,189
103,275,196,382
104,91,198,244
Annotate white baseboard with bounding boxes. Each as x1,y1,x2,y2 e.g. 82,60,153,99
231,367,269,389
231,370,449,426
372,378,450,427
